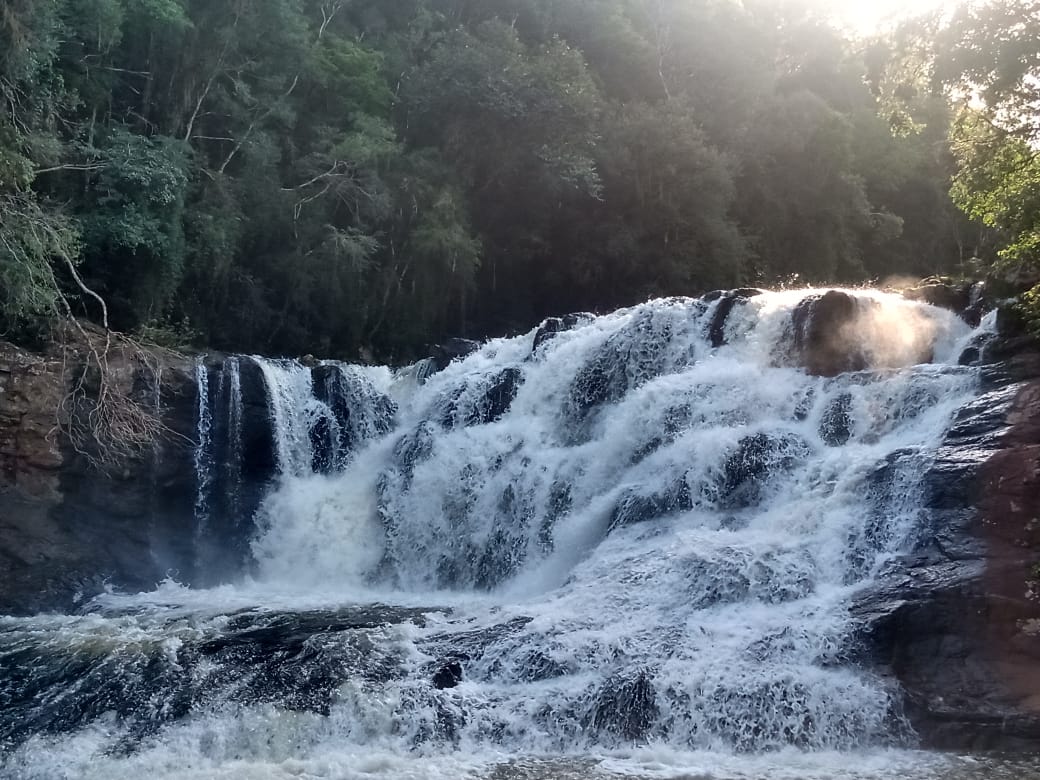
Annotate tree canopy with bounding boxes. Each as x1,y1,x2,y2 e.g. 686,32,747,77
0,0,1032,358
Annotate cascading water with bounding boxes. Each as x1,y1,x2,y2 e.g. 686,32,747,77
253,357,397,477
186,355,396,573
0,289,1030,780
192,356,213,540
223,355,244,524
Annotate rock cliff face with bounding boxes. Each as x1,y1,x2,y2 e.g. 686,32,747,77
0,339,200,615
857,350,1040,749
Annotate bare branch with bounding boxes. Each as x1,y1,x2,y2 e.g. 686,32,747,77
218,4,340,173
34,163,106,175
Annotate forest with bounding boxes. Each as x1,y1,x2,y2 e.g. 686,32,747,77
1,0,1039,361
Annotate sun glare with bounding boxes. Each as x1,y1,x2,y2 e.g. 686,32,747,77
824,0,959,34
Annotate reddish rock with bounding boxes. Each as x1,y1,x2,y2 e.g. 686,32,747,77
0,337,200,615
860,372,1040,750
0,344,65,499
975,381,1040,725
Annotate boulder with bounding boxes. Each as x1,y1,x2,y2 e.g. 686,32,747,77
791,290,868,377
716,432,811,509
903,282,972,315
706,288,763,348
434,367,524,428
311,362,396,468
531,313,592,355
591,669,658,741
818,392,853,446
432,660,463,690
429,338,480,373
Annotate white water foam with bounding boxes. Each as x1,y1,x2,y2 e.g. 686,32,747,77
0,290,1004,778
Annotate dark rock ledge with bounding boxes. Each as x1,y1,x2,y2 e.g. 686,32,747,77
856,372,1040,750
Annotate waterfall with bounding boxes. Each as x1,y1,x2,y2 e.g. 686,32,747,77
252,357,396,477
243,291,975,753
191,356,212,538
224,356,244,524
0,289,1013,780
188,354,397,553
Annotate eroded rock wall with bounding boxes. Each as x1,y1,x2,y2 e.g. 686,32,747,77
858,352,1040,750
0,339,199,614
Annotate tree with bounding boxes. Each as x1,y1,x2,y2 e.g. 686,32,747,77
586,100,747,303
0,0,1002,358
951,113,1040,273
927,1,1040,288
934,0,1040,144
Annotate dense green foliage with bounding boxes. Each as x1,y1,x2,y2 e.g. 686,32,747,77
0,0,1030,358
926,1,1040,331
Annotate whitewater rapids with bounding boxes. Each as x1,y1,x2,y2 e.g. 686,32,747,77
2,289,1027,780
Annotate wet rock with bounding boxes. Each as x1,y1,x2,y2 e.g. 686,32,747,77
791,290,868,377
516,650,568,681
538,480,571,553
901,279,991,327
309,415,336,474
707,295,744,348
683,554,752,608
716,432,811,509
610,479,692,529
432,660,463,689
706,289,763,348
387,423,436,491
531,313,592,355
0,606,436,749
591,670,658,741
236,357,279,486
959,346,981,366
982,341,1040,383
429,338,480,373
790,290,938,376
793,387,816,422
435,367,524,428
902,282,972,316
845,449,932,578
375,422,440,557
731,287,767,299
0,339,208,614
193,357,277,579
465,484,536,590
855,377,1040,750
750,551,815,603
818,392,853,446
567,350,624,420
422,617,532,679
532,317,567,353
563,309,678,437
311,363,396,465
921,384,1018,513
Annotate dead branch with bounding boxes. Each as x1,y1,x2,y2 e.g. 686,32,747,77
0,192,179,469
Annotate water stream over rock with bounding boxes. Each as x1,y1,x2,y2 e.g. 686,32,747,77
4,289,1036,779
